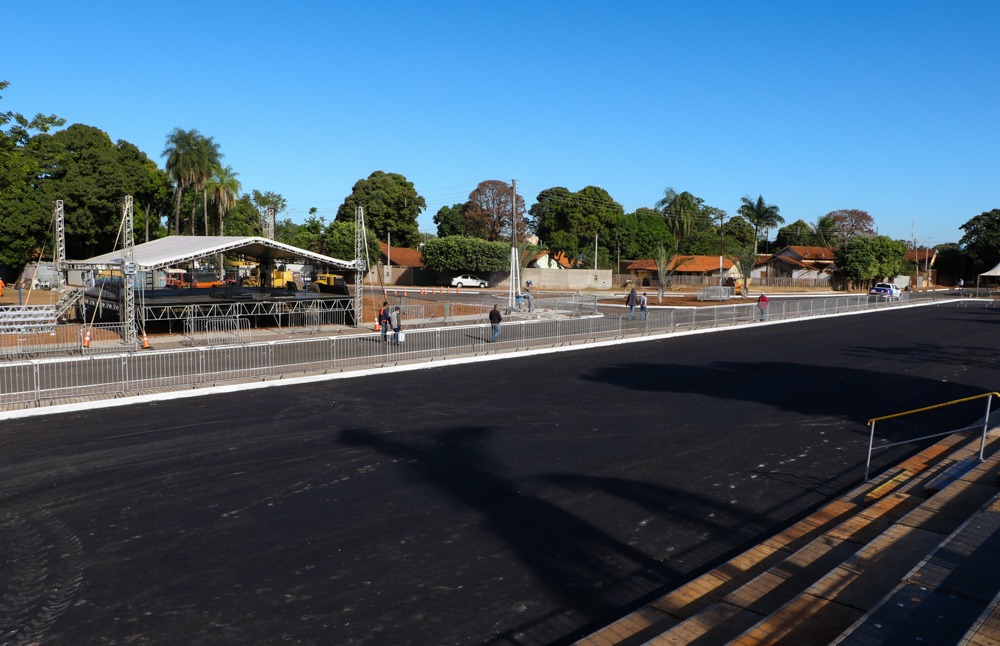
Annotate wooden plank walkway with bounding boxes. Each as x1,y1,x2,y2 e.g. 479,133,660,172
576,430,1000,646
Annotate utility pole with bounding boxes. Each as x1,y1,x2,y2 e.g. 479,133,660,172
713,210,728,289
508,179,520,310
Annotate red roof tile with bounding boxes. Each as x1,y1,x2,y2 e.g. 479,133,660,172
785,246,836,260
378,241,424,267
627,255,734,272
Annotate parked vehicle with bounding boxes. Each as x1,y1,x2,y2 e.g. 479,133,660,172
869,283,901,299
451,274,488,288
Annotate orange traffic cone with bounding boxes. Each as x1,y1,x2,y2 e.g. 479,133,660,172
141,332,150,349
82,327,91,348
373,320,381,331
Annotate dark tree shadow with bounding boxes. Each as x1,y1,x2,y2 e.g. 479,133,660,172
339,426,678,622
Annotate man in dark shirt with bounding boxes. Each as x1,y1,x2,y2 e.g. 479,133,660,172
489,305,502,342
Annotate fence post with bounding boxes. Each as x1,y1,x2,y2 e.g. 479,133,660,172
33,360,41,403
865,419,877,482
980,393,993,462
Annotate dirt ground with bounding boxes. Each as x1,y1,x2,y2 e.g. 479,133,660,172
0,287,59,306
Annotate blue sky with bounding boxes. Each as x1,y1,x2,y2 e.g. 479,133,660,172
5,1,998,247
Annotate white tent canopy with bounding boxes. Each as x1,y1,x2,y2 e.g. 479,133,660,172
65,235,355,272
979,261,1000,277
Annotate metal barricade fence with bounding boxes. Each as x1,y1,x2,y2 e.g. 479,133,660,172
184,316,252,345
81,323,135,354
0,292,932,408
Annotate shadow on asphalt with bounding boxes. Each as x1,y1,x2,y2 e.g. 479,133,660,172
580,360,985,444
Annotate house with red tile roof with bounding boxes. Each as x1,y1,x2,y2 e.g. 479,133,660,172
378,242,424,268
753,245,835,281
626,255,738,286
378,241,425,284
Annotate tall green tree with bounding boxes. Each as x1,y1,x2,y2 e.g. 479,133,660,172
959,209,1000,273
528,185,624,266
320,220,380,265
0,81,65,270
738,195,783,255
190,135,222,235
812,214,842,249
529,186,574,248
23,124,162,260
433,203,468,238
932,243,970,285
656,188,703,250
162,128,199,235
335,171,425,247
774,219,815,248
834,235,908,288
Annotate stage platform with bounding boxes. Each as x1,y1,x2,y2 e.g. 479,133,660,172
81,285,356,331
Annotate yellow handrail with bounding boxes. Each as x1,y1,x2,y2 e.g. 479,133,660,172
867,392,1000,426
864,391,997,481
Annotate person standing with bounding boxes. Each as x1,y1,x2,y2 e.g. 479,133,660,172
389,306,401,344
625,287,638,320
757,292,770,321
639,292,648,320
489,304,502,342
378,301,390,342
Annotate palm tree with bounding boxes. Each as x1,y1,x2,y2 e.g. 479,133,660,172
728,242,758,297
188,135,222,235
738,195,783,255
207,164,241,236
162,128,199,235
655,242,685,303
655,188,702,250
812,214,841,249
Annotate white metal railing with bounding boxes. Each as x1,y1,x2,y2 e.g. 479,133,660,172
0,292,939,409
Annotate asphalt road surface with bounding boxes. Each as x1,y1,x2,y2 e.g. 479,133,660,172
2,303,998,645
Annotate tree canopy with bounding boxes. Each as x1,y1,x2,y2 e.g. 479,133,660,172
335,171,425,247
834,235,908,287
461,180,528,242
959,209,1000,273
433,203,468,238
738,195,783,255
826,209,876,239
529,185,624,268
420,236,509,273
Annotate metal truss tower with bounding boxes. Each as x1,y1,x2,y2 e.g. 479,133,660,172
121,195,139,348
354,206,366,327
264,207,275,239
54,200,66,288
507,179,520,310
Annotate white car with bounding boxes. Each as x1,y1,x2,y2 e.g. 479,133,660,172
450,274,488,288
869,283,901,299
